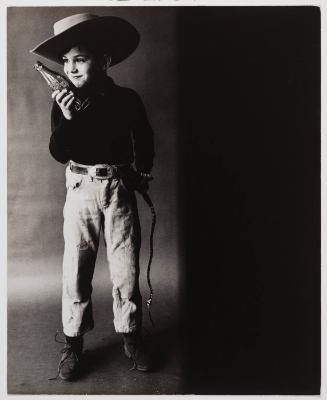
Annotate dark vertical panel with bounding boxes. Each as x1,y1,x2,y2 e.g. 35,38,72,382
177,6,320,394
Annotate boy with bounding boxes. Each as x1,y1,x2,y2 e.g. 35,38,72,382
30,13,155,380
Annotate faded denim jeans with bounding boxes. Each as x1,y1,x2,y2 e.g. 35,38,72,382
62,165,142,337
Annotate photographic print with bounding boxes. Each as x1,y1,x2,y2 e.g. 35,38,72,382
7,4,321,396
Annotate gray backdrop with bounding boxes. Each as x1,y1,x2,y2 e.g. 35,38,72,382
8,6,178,282
7,7,180,394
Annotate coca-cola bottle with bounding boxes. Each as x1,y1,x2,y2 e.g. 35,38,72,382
33,61,90,112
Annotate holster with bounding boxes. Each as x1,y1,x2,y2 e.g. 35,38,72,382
118,168,151,194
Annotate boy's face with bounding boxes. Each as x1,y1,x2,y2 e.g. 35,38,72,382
62,45,103,89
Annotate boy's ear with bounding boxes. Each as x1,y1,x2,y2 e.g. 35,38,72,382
102,54,112,71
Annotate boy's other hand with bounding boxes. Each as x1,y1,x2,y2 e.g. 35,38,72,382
136,177,149,194
52,89,75,120
135,173,153,194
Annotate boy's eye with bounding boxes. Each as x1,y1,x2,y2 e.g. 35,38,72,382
76,57,86,63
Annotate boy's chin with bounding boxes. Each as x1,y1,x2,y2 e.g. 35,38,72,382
71,81,86,89
68,77,88,89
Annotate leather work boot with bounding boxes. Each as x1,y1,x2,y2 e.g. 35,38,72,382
58,335,83,381
122,332,152,372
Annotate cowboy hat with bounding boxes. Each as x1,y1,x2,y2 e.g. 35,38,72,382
30,13,140,66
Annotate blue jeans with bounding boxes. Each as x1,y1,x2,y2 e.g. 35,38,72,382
62,164,142,337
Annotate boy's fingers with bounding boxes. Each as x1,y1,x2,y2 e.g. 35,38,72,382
51,90,60,99
62,92,74,107
56,89,68,103
66,96,75,108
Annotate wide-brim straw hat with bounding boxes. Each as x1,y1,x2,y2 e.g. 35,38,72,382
30,13,140,66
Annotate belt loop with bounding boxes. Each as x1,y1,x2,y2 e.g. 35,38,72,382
113,165,119,178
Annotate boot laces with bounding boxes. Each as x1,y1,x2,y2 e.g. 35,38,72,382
48,330,80,381
126,337,150,371
127,344,138,371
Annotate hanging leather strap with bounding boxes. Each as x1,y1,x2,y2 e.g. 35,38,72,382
142,192,156,328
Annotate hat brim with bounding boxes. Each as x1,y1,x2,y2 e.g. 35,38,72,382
30,16,140,66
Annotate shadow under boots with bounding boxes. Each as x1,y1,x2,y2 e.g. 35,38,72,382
75,324,183,379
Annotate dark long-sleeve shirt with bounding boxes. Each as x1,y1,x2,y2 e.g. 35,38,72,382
49,76,155,173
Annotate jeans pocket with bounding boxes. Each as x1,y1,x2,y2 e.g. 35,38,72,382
119,169,138,192
65,166,83,190
119,177,131,192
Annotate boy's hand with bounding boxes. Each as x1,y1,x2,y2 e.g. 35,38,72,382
135,173,153,194
52,89,75,120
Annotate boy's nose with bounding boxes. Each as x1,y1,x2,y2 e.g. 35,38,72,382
66,61,77,73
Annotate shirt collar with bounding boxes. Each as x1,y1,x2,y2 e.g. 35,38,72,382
100,76,115,97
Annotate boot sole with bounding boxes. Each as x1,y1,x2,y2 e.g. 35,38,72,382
59,371,76,381
124,346,151,372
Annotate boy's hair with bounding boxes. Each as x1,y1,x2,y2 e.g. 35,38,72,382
60,42,111,67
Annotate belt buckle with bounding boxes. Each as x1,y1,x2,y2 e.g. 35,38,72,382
88,165,115,179
88,165,99,178
106,166,114,178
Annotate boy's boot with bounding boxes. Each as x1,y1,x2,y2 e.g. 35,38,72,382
122,331,152,372
58,335,83,381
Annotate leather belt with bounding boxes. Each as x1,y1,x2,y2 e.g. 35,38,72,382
69,161,129,179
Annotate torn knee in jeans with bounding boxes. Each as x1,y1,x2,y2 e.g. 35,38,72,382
113,287,123,302
77,239,90,250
